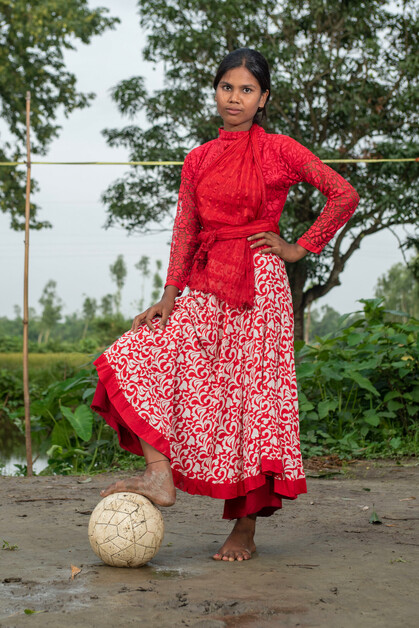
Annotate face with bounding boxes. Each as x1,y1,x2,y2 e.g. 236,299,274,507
215,65,269,132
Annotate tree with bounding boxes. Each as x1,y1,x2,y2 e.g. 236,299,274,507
109,255,127,314
150,260,163,303
38,280,63,344
101,294,114,318
375,260,419,320
82,296,97,338
101,0,418,340
306,304,343,341
135,255,151,311
0,0,118,230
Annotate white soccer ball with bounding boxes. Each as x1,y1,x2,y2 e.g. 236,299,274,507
88,492,164,567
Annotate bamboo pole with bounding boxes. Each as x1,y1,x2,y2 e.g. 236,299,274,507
23,91,33,477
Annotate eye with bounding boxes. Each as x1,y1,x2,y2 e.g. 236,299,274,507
243,88,253,94
222,85,232,91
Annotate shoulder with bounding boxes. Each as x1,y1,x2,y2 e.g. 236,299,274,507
257,127,320,169
182,138,218,177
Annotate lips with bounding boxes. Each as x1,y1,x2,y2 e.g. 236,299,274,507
226,108,241,115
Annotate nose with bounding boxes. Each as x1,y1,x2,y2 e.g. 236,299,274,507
228,89,240,103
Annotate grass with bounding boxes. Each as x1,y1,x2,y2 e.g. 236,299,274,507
0,352,93,389
0,352,91,370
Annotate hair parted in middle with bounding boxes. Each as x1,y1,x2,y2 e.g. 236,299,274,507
213,48,271,124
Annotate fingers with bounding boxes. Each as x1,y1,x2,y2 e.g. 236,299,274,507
247,231,267,241
158,309,171,330
131,308,157,332
131,303,174,333
248,232,280,251
144,307,159,332
131,312,147,332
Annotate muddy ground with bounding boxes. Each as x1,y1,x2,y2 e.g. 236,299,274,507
0,460,418,628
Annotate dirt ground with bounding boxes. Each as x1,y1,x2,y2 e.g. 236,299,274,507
0,460,418,628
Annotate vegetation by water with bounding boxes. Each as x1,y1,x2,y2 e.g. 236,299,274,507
0,299,418,476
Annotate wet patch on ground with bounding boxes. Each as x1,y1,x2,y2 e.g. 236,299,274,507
0,461,418,627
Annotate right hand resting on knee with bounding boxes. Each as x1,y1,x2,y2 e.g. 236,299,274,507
131,288,178,333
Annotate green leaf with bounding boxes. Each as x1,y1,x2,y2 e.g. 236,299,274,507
383,390,401,402
347,332,365,346
61,405,93,441
51,420,71,447
363,411,380,427
46,444,63,457
318,399,338,419
344,370,380,396
296,363,317,378
82,387,97,400
387,400,404,412
369,509,382,524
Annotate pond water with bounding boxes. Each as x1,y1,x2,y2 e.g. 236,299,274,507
0,416,48,476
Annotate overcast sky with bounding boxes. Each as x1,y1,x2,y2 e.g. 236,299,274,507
0,0,407,321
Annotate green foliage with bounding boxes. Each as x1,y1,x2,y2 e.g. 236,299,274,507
297,299,419,458
306,304,353,341
374,258,419,320
0,0,119,230
0,355,146,475
38,280,63,344
101,0,418,339
1,300,418,474
109,254,127,314
150,259,163,303
2,539,19,551
135,255,152,311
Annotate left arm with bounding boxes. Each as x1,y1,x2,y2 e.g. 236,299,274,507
248,137,360,261
295,158,360,254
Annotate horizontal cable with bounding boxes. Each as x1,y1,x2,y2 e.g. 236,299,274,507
0,157,417,167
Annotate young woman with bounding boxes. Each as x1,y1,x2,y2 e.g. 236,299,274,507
92,48,359,562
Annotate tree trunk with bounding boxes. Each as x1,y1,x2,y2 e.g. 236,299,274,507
304,302,311,344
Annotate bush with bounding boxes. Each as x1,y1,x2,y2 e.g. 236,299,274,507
296,299,419,458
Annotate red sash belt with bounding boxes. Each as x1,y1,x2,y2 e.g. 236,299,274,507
188,219,280,309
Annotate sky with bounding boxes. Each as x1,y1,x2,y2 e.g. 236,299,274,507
0,0,407,321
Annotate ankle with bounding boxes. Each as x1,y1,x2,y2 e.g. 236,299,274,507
234,516,256,532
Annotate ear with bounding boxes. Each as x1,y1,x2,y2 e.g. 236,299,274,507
259,89,269,108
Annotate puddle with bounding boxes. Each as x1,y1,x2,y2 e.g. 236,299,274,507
1,456,48,476
0,576,91,615
150,564,190,578
0,415,48,476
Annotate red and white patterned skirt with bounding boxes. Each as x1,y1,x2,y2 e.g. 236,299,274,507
92,251,307,519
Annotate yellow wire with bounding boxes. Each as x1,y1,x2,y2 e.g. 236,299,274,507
0,158,417,166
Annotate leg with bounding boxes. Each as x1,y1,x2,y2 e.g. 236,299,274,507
100,438,176,507
213,514,257,562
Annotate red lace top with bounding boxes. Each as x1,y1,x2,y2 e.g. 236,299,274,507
165,124,360,299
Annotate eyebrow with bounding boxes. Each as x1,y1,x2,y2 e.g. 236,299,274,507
219,81,258,88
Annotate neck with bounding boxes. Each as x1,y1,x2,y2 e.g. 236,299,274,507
222,121,254,133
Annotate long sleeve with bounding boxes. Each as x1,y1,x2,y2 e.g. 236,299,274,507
280,136,360,254
164,151,202,294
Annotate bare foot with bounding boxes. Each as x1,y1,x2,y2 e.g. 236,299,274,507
100,465,176,507
213,516,256,562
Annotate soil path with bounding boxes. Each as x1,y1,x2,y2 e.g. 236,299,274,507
0,460,418,627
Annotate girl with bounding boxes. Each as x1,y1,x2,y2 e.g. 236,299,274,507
92,48,359,562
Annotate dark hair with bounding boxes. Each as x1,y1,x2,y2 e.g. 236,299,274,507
213,48,271,124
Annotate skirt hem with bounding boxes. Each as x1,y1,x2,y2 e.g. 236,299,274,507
92,354,307,504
